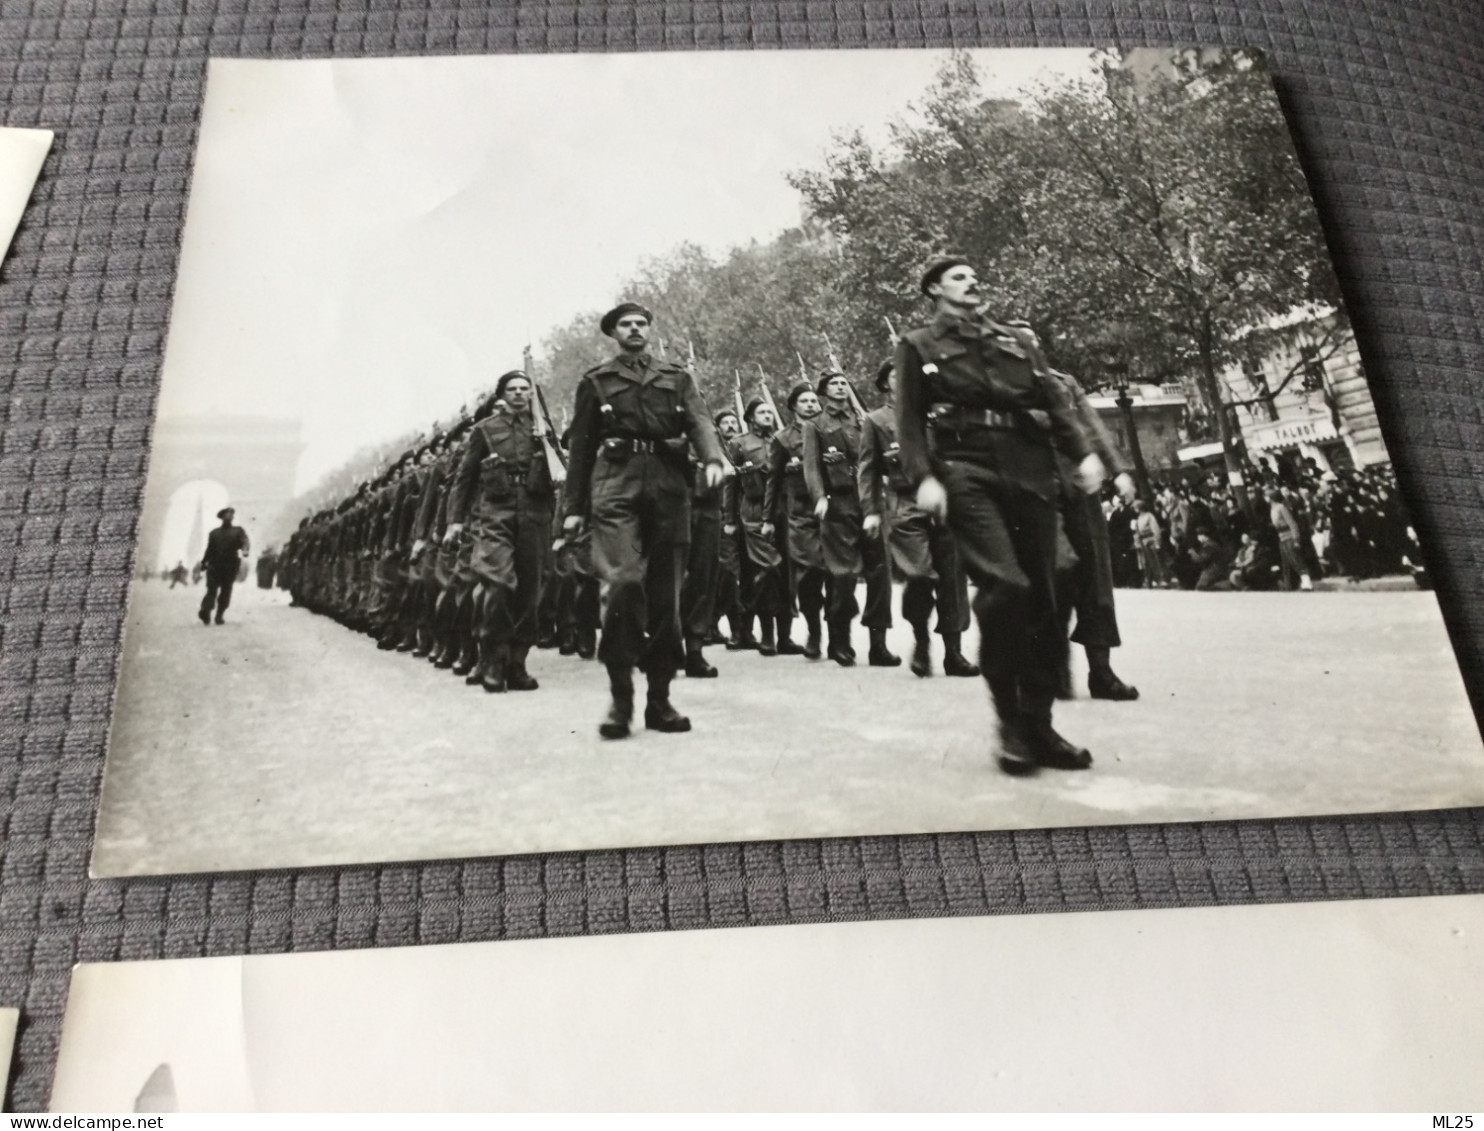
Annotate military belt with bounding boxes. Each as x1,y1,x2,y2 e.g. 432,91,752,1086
601,436,669,455
929,404,1018,430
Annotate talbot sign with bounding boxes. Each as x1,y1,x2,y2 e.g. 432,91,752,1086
1246,416,1339,452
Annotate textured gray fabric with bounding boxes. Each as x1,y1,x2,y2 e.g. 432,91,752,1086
2,0,1484,1112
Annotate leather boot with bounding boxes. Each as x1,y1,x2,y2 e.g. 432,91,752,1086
482,646,509,693
867,627,901,668
941,633,980,677
775,617,805,655
411,626,432,659
1086,646,1139,700
1020,690,1092,770
644,672,691,733
505,645,538,691
558,628,578,656
758,617,777,657
600,667,635,739
465,643,489,686
451,634,477,677
827,620,855,667
989,677,1038,777
576,627,597,660
909,625,932,678
684,645,718,678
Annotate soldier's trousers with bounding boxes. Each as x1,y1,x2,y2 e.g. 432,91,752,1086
887,490,969,635
589,453,690,677
819,493,863,627
1060,490,1121,649
200,568,236,619
470,498,552,650
939,460,1064,723
740,522,787,618
681,503,723,644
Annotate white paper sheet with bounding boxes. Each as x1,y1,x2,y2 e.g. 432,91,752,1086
0,1007,18,1113
51,894,1484,1111
0,127,52,259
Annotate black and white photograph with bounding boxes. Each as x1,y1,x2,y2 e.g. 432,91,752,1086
97,46,1484,877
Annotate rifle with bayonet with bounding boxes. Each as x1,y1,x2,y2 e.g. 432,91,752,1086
525,344,567,486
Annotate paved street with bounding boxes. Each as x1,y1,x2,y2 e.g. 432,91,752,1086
94,580,1484,876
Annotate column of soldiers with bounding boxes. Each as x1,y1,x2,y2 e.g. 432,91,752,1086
280,265,1142,775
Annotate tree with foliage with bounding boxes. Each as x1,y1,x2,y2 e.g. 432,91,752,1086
792,48,1350,504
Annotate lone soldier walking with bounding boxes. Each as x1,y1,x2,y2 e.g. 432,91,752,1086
896,258,1105,774
199,507,250,625
562,302,727,738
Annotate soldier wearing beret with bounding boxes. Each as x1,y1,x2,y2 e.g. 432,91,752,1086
860,357,978,679
802,368,899,667
897,257,1106,775
766,382,828,659
562,302,727,738
445,370,554,693
725,397,796,654
199,506,251,625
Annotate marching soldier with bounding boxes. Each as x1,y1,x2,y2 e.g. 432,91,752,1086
1003,323,1141,702
896,257,1106,775
445,371,555,693
766,383,827,660
726,398,796,655
678,409,739,678
860,357,978,679
562,302,727,738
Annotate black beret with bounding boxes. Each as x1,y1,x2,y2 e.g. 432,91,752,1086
714,409,740,429
494,370,529,401
216,507,235,520
600,302,654,337
743,397,766,422
786,382,813,410
919,255,972,296
875,358,895,392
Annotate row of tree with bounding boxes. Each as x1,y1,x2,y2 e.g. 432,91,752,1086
533,47,1350,470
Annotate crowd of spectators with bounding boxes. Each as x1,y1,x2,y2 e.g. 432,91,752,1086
1103,456,1428,592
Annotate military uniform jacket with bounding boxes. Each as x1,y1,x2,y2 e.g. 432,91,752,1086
202,524,250,572
857,405,912,518
803,400,863,503
726,431,773,525
562,351,725,521
895,310,1091,500
764,422,811,523
447,404,554,526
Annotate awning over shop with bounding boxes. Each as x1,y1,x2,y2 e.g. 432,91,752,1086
1245,416,1340,453
1177,441,1225,463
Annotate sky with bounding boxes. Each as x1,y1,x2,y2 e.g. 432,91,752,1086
159,48,1103,491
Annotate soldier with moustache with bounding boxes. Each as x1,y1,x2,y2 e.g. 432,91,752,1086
725,398,797,655
860,357,979,679
562,302,727,738
803,369,900,668
444,371,555,693
766,383,827,659
896,257,1107,775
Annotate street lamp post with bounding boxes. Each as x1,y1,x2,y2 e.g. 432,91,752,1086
1111,364,1154,503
